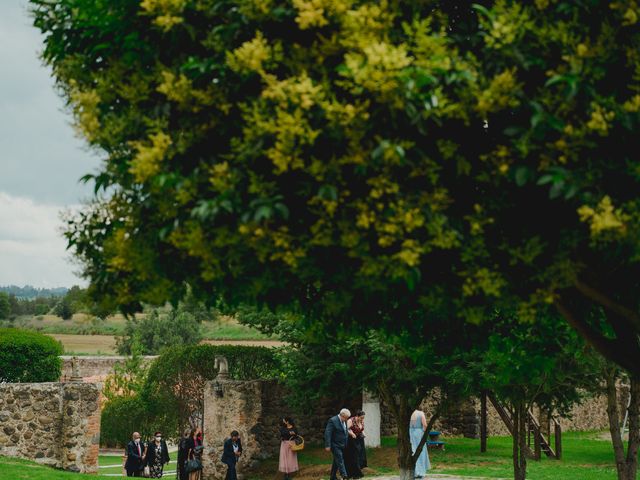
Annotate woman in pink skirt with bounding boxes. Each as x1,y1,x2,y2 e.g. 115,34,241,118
278,417,299,479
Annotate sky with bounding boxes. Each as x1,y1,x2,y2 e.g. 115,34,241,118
0,0,100,287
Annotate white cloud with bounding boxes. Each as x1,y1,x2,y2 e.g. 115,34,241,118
0,192,83,287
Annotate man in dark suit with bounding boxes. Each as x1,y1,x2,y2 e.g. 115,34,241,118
221,430,242,480
325,408,351,480
125,432,146,477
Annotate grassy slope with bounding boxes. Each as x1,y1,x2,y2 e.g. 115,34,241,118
0,432,632,480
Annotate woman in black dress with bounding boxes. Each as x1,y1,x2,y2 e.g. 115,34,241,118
146,431,170,478
344,410,366,479
176,428,191,480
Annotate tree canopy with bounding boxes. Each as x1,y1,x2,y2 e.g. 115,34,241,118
32,0,640,374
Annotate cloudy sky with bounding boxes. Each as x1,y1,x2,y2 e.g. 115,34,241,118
0,0,100,287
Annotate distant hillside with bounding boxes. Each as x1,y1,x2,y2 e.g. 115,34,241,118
0,285,68,299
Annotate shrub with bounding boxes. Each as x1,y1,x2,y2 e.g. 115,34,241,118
0,328,63,382
116,306,203,355
53,297,73,320
100,396,153,448
140,344,281,439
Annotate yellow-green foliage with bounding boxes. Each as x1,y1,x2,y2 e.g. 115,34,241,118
33,0,640,331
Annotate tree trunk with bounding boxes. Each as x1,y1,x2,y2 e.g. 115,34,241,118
606,371,640,480
623,377,639,480
395,399,416,478
512,402,527,480
377,383,416,478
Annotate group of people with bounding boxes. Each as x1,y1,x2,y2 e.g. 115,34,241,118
324,409,368,480
123,407,431,480
124,427,241,480
124,431,171,478
324,408,431,480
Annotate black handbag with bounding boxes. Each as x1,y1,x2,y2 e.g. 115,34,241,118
185,459,203,473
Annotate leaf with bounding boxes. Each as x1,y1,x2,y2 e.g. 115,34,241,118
254,205,272,222
514,166,532,186
472,3,494,21
318,185,338,201
537,174,554,186
549,181,565,199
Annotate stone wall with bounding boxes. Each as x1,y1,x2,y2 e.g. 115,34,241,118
201,379,360,480
469,385,630,437
60,355,157,383
0,382,101,473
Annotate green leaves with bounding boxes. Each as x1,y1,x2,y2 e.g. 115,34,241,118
536,166,579,199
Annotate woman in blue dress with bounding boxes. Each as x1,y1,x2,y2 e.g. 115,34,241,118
409,409,431,478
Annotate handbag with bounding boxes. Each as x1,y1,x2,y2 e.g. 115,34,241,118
143,465,150,477
185,458,203,473
290,435,305,452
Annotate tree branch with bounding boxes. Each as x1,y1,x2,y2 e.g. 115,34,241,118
555,299,640,377
575,279,640,332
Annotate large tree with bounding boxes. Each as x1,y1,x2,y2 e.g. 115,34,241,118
239,305,477,479
33,0,640,377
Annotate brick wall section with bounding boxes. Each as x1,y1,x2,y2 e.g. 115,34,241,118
0,383,101,473
60,355,157,383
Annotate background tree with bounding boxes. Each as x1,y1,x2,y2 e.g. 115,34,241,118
473,313,599,480
591,360,640,480
116,305,203,355
53,295,74,320
0,293,10,320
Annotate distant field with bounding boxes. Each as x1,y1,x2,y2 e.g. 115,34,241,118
20,313,276,355
48,334,118,355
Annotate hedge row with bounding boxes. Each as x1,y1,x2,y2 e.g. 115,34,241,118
0,328,63,382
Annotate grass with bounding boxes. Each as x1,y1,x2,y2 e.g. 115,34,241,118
0,432,632,480
244,431,623,480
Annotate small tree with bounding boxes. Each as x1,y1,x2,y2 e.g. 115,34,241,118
590,360,640,480
0,293,10,320
116,305,203,355
475,314,598,480
53,296,74,320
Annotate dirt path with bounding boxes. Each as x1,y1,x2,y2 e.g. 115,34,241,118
49,333,285,355
201,339,286,347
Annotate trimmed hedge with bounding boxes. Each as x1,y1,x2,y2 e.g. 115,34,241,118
0,328,63,382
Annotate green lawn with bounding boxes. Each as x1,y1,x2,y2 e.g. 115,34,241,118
0,432,630,480
425,431,620,480
245,431,625,479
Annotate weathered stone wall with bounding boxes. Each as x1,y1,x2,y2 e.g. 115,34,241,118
472,385,630,437
60,355,157,383
201,379,360,480
0,382,101,473
199,377,629,478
